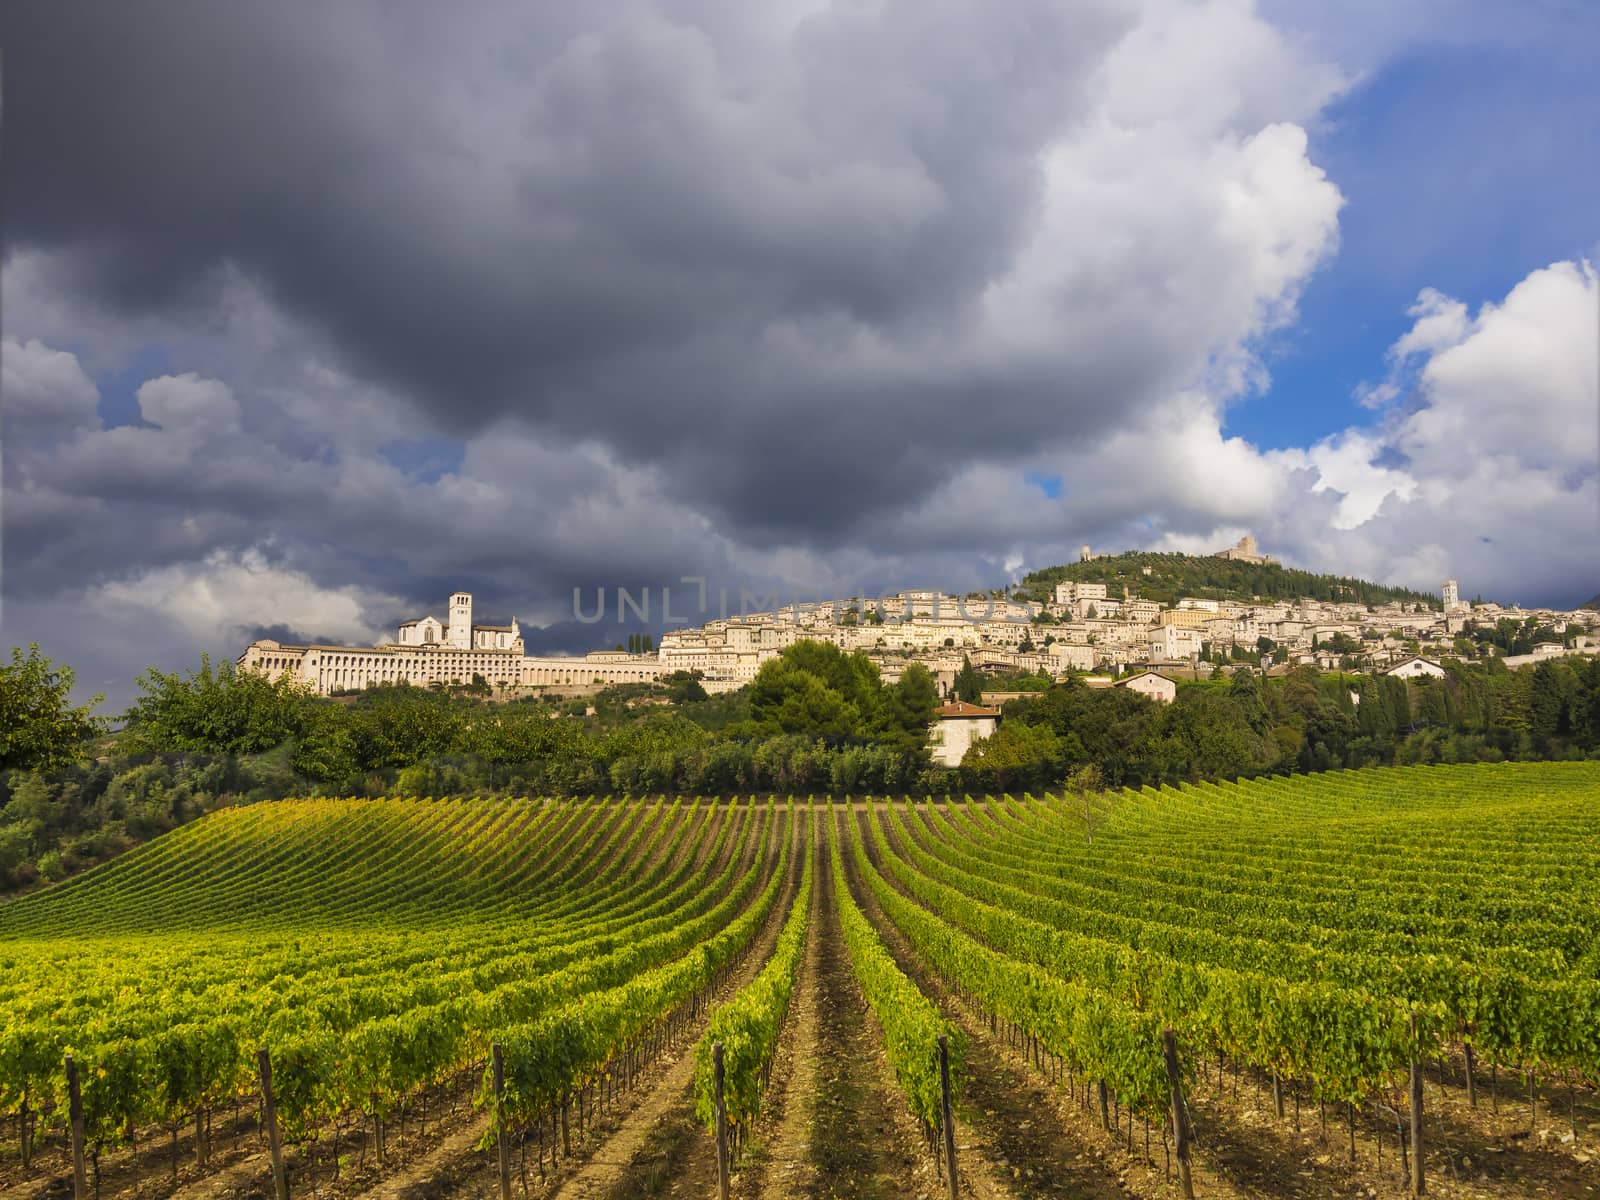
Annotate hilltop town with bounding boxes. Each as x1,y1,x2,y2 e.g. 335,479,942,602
239,535,1600,701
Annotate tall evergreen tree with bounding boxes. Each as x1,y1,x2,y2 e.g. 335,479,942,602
1528,660,1566,745
953,655,984,704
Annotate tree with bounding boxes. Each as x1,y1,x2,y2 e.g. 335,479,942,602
1528,660,1566,745
1228,668,1267,732
1572,658,1600,750
664,670,709,704
1068,763,1104,844
0,645,106,771
878,664,938,756
962,721,1060,791
953,656,984,705
124,655,313,756
747,643,879,740
768,673,858,739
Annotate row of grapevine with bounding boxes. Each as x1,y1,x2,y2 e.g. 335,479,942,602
877,800,1419,1101
692,806,815,1145
844,807,1171,1118
828,808,959,1138
944,791,1600,1081
490,803,799,1133
0,797,777,1165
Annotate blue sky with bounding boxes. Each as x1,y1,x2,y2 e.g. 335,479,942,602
1232,18,1600,450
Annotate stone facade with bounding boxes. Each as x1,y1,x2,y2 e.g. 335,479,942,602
239,589,663,696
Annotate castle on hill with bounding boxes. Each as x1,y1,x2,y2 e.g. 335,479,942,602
1213,534,1277,566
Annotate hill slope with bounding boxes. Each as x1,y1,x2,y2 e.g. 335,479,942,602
0,795,728,936
1016,550,1441,608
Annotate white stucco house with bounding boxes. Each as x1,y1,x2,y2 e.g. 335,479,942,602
1385,656,1447,680
1115,670,1179,704
930,700,1001,767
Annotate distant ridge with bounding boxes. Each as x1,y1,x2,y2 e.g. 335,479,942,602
1015,550,1442,608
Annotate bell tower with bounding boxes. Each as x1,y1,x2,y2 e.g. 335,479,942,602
448,591,473,648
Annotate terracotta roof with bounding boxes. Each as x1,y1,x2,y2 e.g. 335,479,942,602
935,701,1001,718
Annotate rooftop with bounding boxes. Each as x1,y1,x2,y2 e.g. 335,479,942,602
935,700,1001,719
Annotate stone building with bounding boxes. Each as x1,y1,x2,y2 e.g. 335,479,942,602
238,589,663,696
1214,534,1278,565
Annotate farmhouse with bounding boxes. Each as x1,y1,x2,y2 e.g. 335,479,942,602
1385,656,1447,680
929,700,1001,767
1115,671,1179,704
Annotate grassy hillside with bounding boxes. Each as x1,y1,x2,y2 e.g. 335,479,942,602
1015,550,1441,608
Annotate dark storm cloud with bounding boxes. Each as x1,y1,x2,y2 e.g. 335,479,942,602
10,0,1450,708
1,0,1147,534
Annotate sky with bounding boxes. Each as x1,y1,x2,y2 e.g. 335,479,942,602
2,0,1597,709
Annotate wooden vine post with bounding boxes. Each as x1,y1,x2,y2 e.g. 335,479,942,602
713,1042,731,1200
493,1043,512,1200
1162,1029,1195,1200
65,1054,88,1200
1409,1015,1425,1195
939,1034,958,1200
257,1049,289,1200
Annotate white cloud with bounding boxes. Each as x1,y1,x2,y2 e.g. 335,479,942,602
2,337,102,436
1274,430,1417,529
1391,288,1472,360
1400,261,1598,475
136,373,242,438
86,549,400,649
1237,260,1596,601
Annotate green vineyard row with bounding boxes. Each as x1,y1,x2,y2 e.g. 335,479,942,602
0,761,1594,1181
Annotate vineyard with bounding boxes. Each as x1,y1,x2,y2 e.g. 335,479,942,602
1,761,1598,1200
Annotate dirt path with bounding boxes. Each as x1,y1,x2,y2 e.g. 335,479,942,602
496,810,802,1200
0,1106,311,1200
1180,1057,1599,1200
541,1038,710,1200
771,827,932,1200
339,1112,494,1200
739,822,824,1200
